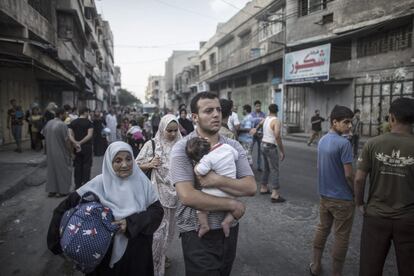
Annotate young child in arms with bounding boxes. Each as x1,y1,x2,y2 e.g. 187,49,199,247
186,137,239,237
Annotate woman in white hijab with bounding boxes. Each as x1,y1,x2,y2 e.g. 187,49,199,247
136,114,182,276
48,141,164,276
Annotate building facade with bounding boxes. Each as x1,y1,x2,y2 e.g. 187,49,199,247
195,0,286,119
145,75,165,111
284,0,414,135
0,0,117,144
164,50,198,112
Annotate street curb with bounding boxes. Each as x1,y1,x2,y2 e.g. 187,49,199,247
283,135,366,148
0,158,47,203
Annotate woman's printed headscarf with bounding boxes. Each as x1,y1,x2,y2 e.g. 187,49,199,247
136,114,182,208
77,141,158,267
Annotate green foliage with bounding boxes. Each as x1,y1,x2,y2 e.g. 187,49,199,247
118,89,142,106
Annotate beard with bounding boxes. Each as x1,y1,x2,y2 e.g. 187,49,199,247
198,123,220,135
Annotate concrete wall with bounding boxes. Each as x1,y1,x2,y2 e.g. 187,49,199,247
286,0,414,45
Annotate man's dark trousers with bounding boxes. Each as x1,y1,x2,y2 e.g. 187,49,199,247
181,225,238,276
74,144,93,189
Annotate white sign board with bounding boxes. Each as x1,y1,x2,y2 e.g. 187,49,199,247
285,44,331,84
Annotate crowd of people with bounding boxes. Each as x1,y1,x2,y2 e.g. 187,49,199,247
7,93,413,276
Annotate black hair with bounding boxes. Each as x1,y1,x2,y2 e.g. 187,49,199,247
180,108,187,115
330,105,354,124
63,104,71,111
315,109,319,113
186,137,211,163
179,104,186,110
55,107,65,117
389,97,414,124
254,100,261,106
79,107,90,115
243,104,252,113
354,109,361,114
220,98,233,119
268,104,279,114
190,92,218,114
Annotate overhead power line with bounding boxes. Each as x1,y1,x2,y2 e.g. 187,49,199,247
115,41,199,49
152,0,221,21
219,0,254,17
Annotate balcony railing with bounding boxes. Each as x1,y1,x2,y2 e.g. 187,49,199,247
28,0,52,21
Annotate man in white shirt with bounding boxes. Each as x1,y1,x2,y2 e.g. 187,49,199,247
227,101,240,136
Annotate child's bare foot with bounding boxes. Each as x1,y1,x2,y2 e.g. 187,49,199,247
198,224,210,238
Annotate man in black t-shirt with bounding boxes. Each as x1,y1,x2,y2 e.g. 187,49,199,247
307,109,325,146
68,107,94,188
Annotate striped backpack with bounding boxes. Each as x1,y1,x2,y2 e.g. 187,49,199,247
59,192,119,273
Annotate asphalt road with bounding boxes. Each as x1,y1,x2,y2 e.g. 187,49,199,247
0,140,398,276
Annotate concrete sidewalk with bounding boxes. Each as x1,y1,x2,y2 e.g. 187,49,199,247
0,140,46,202
284,132,369,147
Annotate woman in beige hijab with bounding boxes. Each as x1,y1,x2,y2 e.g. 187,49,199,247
136,114,182,276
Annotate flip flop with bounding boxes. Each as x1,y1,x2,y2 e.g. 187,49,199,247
309,263,318,276
260,190,270,194
271,196,286,203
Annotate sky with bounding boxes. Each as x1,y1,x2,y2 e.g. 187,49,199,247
95,0,251,101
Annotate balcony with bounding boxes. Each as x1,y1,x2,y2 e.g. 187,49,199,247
152,89,159,99
56,0,85,32
84,48,96,67
101,71,114,86
0,0,55,43
57,40,85,76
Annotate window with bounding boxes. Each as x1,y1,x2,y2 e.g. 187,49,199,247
258,8,284,42
322,13,333,24
218,39,235,62
331,40,351,63
234,77,247,88
201,60,206,71
240,31,251,48
357,23,412,58
251,70,268,84
28,0,52,21
354,79,414,136
209,53,216,67
299,0,328,17
57,13,83,51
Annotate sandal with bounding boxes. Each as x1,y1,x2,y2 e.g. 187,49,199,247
271,196,286,203
260,190,270,194
309,263,318,276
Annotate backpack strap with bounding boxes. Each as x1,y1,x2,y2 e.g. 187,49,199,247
79,191,100,204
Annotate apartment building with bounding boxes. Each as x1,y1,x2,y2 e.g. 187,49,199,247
198,0,285,118
164,50,198,112
284,0,414,135
145,75,166,111
174,52,201,109
0,0,117,144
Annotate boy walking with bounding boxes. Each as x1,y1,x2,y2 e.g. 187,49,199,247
310,105,354,276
